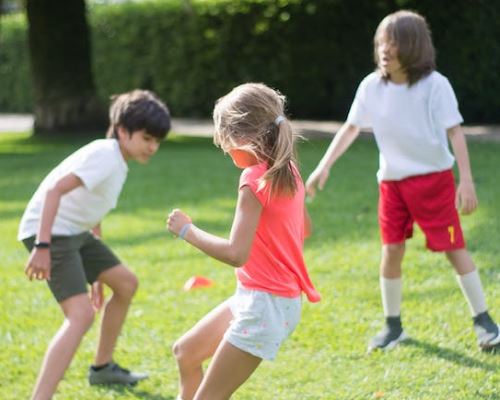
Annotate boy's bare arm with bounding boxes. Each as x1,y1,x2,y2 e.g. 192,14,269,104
88,222,105,310
25,173,83,281
447,125,478,215
92,223,102,238
37,173,84,242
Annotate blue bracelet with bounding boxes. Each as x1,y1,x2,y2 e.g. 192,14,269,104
179,223,192,240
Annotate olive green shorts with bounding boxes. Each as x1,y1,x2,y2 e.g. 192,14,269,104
23,232,121,303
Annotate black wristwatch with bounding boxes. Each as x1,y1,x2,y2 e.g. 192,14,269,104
34,241,51,249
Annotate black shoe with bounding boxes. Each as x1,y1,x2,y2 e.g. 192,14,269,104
368,316,408,353
88,362,148,386
473,311,500,350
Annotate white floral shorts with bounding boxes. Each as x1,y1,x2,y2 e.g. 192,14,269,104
224,285,302,360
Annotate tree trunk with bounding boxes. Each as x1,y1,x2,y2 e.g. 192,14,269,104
26,0,106,135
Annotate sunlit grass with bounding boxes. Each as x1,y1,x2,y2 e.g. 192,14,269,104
1,132,499,399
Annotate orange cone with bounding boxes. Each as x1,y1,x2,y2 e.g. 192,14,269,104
183,275,214,291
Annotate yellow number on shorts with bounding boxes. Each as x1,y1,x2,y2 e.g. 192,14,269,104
448,225,455,244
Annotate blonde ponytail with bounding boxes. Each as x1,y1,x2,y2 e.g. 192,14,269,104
213,82,299,197
260,118,297,196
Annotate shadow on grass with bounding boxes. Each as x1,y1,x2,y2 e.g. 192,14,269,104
107,216,232,248
403,338,498,371
102,384,175,400
474,393,500,400
4,135,499,256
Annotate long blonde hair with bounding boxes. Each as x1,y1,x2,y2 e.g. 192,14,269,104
374,10,435,85
213,83,297,196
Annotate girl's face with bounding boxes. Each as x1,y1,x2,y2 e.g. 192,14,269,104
228,149,258,169
377,36,406,83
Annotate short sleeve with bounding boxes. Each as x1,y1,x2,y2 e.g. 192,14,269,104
71,145,117,191
347,76,372,129
239,163,270,206
431,76,464,129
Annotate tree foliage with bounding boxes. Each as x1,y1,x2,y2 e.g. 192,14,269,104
2,0,500,123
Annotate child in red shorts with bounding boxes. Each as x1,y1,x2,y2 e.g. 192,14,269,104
306,10,499,352
379,170,465,252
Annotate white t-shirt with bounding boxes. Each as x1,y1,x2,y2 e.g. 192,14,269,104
18,139,128,240
347,71,463,181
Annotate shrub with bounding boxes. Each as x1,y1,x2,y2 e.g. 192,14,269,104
1,0,499,122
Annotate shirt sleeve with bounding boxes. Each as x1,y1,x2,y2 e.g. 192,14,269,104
431,76,464,129
239,164,270,206
70,145,116,191
347,77,372,128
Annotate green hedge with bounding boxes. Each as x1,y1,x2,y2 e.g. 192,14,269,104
1,0,500,122
0,14,33,112
89,0,387,119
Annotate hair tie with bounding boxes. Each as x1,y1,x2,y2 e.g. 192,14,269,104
274,115,286,126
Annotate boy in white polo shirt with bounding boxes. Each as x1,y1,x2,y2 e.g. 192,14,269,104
18,89,170,399
306,10,499,352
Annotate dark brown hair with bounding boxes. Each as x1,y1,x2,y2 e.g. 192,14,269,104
374,10,435,85
106,89,171,139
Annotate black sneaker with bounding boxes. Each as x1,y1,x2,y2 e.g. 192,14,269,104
473,311,500,350
368,316,408,353
88,362,148,386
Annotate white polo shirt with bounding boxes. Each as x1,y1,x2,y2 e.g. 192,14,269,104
347,71,463,181
18,139,128,240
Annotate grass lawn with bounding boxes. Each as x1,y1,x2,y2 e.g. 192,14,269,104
1,131,499,400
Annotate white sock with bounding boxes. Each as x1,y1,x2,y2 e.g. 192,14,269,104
456,269,488,316
380,277,402,317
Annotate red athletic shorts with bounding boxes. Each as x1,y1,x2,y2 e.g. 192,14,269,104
378,169,465,251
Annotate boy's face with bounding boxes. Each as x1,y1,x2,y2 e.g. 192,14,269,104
117,127,162,163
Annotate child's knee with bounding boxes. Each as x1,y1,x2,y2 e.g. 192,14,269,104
383,243,405,259
172,337,196,366
125,273,139,296
445,248,475,274
114,270,139,299
67,304,95,332
172,338,184,360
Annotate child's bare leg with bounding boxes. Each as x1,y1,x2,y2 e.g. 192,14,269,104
380,242,405,278
194,340,261,400
32,293,94,400
173,300,233,400
446,248,500,349
379,242,405,317
367,243,408,351
447,249,487,316
93,265,138,365
446,248,475,275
